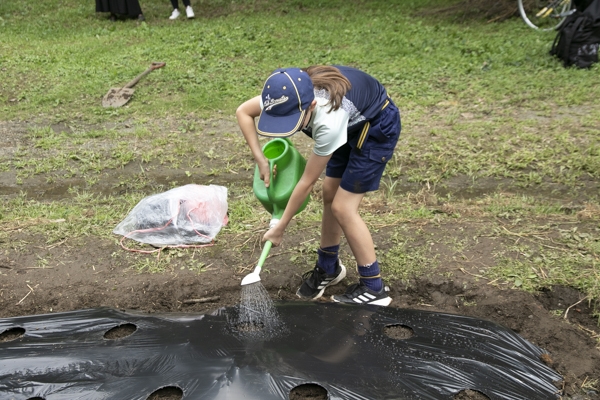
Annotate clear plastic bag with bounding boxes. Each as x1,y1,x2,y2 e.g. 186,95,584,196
113,184,228,247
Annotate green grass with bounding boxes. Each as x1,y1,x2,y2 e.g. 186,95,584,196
2,0,599,122
1,0,599,321
2,0,600,189
378,227,439,283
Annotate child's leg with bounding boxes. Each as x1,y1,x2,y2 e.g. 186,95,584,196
170,0,179,9
330,103,400,305
329,188,374,267
182,0,191,6
318,177,344,274
295,177,346,300
329,188,387,299
320,177,343,247
329,188,383,288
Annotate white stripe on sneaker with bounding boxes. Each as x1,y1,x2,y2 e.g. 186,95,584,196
318,280,332,290
369,297,392,306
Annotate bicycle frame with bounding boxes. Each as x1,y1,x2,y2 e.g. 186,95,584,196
518,0,575,30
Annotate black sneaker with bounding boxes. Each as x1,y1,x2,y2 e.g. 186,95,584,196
331,282,392,306
296,261,346,300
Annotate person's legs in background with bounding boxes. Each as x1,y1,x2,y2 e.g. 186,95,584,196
169,0,194,19
183,0,195,18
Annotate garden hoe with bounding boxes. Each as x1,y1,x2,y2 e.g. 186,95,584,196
241,240,272,286
102,62,166,108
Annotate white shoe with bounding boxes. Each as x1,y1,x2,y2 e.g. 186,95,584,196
169,9,180,19
186,6,195,19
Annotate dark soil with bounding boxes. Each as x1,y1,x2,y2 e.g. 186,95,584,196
2,216,599,400
0,119,599,400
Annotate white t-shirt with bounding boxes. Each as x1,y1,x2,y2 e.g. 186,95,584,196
308,96,349,157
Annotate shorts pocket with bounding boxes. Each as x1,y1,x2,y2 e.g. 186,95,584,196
366,105,401,145
368,147,395,164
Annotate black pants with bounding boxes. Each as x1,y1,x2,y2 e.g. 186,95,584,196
96,0,142,18
170,0,191,8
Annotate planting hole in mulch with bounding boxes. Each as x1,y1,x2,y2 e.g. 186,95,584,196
103,323,137,340
26,397,45,400
453,389,491,399
236,321,265,332
289,383,328,400
147,386,183,400
0,327,25,342
384,324,414,340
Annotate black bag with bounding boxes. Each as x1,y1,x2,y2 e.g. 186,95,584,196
550,0,600,68
573,0,594,11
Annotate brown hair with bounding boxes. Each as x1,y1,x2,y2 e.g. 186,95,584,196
303,65,351,112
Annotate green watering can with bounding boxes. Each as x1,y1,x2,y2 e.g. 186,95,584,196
253,138,310,224
242,138,309,287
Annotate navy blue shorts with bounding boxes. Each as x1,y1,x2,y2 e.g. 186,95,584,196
326,100,401,193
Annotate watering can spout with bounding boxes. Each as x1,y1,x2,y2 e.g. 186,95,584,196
253,138,310,221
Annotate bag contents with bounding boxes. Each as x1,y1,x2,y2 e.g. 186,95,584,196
113,184,228,247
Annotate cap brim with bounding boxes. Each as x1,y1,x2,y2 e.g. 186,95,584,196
256,109,306,138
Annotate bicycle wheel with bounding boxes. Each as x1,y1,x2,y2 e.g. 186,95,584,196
518,0,574,30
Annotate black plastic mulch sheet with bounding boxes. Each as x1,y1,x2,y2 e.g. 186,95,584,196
0,302,561,400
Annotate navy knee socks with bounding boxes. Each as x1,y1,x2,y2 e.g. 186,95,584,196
317,245,339,275
358,261,383,292
318,246,383,291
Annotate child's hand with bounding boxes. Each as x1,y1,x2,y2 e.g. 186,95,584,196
257,158,270,187
263,226,283,246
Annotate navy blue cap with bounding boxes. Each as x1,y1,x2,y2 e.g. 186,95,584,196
256,68,315,137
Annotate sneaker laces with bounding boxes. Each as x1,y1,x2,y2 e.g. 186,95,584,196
301,266,325,288
344,283,362,296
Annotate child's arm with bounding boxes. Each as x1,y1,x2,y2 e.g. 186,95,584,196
264,152,331,246
236,96,271,187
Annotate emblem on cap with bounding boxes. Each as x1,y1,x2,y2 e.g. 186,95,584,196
263,94,289,111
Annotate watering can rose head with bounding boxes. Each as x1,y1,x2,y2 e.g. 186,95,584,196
256,68,314,138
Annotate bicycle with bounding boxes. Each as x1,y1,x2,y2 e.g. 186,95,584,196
518,0,576,30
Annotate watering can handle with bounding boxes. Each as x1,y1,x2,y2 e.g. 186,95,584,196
271,164,277,182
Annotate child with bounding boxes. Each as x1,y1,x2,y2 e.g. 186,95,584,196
168,0,195,19
236,65,401,306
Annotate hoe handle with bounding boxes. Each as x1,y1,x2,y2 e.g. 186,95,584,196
124,62,166,89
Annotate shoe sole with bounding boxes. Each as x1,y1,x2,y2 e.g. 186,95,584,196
331,295,392,307
296,263,347,300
